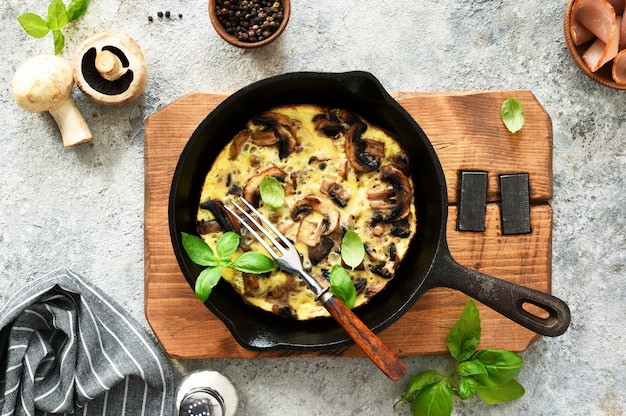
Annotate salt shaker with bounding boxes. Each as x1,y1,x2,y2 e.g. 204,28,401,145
176,371,238,416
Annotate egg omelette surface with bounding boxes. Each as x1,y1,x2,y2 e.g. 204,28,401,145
197,104,417,320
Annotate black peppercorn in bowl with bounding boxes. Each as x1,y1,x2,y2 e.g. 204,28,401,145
209,0,290,48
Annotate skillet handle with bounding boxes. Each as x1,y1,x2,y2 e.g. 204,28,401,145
430,256,571,337
319,292,407,381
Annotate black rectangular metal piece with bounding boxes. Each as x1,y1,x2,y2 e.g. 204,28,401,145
458,171,488,232
500,173,532,235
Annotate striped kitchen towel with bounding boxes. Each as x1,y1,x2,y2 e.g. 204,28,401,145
0,268,174,416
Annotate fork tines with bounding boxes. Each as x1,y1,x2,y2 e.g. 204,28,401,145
225,197,290,258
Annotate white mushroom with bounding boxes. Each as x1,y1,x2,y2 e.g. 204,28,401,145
11,55,93,147
73,30,147,106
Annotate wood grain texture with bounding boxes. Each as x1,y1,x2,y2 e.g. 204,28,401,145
144,91,552,358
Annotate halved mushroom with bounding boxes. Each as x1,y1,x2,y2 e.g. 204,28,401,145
367,165,412,222
243,167,288,207
320,179,350,207
345,123,385,173
251,112,298,159
73,31,147,106
199,199,241,233
290,194,340,247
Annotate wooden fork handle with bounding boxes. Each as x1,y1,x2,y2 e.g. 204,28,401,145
321,294,407,381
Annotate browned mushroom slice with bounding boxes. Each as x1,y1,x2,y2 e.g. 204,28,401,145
229,129,251,160
367,165,412,222
199,200,241,234
345,123,385,173
320,179,350,208
243,167,288,207
252,112,298,159
316,118,345,139
308,236,335,265
197,219,223,235
291,194,340,247
371,262,393,279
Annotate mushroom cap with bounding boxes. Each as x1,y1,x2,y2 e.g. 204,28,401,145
73,30,147,106
11,55,74,113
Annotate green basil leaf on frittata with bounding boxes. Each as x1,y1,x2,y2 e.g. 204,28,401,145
231,252,276,274
216,231,240,259
341,230,365,269
181,232,219,267
194,266,223,302
329,264,356,309
259,175,285,209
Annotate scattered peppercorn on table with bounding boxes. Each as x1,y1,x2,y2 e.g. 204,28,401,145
1,1,623,415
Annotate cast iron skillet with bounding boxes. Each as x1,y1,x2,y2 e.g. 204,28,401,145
169,71,571,351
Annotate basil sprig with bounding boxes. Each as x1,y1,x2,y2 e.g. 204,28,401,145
182,231,276,302
259,175,285,209
17,0,90,55
328,229,366,308
501,97,525,134
395,300,525,415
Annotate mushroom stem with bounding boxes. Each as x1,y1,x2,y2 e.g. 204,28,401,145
95,50,128,81
48,98,93,147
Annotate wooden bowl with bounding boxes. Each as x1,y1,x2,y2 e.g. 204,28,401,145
563,0,626,89
209,0,290,48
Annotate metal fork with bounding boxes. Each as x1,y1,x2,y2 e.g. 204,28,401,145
226,196,406,381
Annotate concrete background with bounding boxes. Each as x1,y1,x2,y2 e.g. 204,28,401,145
1,0,624,415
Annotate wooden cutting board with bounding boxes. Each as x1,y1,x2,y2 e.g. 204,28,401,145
144,90,553,358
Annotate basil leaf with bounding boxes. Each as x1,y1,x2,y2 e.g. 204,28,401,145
329,264,356,309
66,0,89,21
396,370,440,405
52,30,64,54
458,376,477,400
231,252,276,274
446,299,481,362
412,380,453,416
181,232,219,267
501,97,525,133
458,359,487,377
473,349,523,387
216,231,240,259
341,230,365,269
259,175,285,209
476,379,525,404
17,13,50,38
47,0,69,31
194,266,222,302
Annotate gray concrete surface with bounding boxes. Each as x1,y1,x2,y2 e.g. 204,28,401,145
1,0,624,415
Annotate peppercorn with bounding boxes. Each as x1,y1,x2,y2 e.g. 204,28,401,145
215,0,284,43
157,11,163,18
